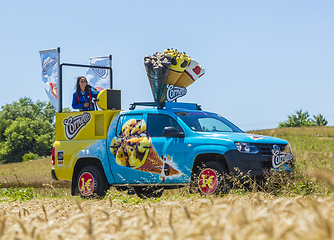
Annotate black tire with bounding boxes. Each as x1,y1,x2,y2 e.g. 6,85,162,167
196,161,231,195
77,166,110,199
133,185,164,199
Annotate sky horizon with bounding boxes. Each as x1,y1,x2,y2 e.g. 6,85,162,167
1,1,333,131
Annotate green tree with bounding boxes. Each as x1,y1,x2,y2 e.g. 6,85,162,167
17,97,56,124
0,102,34,141
0,97,55,140
311,114,328,126
0,117,55,163
279,109,328,128
0,97,56,163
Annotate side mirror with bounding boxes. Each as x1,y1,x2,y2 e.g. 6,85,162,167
162,126,184,138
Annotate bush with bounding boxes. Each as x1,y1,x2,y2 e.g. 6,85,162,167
22,152,39,162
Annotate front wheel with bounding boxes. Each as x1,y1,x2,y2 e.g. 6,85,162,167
77,166,110,199
196,161,231,195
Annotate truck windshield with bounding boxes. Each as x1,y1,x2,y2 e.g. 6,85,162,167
175,112,243,133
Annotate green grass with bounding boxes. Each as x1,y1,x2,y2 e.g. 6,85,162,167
0,187,36,201
0,157,70,188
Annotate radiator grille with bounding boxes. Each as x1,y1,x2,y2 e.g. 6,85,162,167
255,143,289,155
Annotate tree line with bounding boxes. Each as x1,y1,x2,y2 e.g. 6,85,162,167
278,109,328,128
0,97,55,163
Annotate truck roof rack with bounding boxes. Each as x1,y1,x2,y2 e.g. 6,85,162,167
129,102,202,111
129,102,165,110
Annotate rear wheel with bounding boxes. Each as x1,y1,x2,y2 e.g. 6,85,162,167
77,166,110,199
196,161,231,195
133,185,164,199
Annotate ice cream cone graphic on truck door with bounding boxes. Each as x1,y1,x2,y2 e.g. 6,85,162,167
137,143,179,176
110,119,180,179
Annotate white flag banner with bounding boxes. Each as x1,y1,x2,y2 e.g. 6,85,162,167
39,48,59,111
86,56,110,91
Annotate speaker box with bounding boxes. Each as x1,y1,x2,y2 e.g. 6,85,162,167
97,89,121,110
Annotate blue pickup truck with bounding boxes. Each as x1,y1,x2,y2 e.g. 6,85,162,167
51,100,294,198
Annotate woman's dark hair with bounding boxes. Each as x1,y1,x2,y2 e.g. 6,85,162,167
75,76,92,93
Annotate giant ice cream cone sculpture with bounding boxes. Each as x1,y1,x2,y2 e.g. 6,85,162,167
174,59,205,88
144,48,205,102
110,118,180,178
144,53,171,102
164,49,191,86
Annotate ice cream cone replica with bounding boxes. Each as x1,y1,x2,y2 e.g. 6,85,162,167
174,59,205,88
164,49,191,86
138,143,180,176
144,53,171,102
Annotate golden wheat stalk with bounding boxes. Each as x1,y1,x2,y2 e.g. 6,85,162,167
75,199,83,212
41,204,48,222
0,216,7,237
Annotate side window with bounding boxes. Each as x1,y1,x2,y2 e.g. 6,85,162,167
147,114,183,137
116,114,143,137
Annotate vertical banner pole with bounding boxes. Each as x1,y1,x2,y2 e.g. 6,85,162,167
58,47,62,113
109,55,113,89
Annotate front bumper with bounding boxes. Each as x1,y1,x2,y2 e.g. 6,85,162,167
224,150,294,177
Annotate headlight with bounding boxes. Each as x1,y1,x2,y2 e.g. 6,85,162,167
235,142,259,154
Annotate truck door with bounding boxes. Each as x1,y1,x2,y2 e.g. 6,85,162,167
108,114,146,184
144,113,186,184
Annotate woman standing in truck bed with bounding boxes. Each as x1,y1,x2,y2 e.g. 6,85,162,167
72,76,99,111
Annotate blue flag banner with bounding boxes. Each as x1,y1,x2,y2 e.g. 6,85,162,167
86,56,110,91
39,48,59,111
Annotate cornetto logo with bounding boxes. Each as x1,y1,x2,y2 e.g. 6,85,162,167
42,58,57,75
63,112,91,140
166,85,187,102
271,145,294,168
91,65,108,79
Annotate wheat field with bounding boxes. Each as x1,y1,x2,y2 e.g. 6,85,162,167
0,194,333,240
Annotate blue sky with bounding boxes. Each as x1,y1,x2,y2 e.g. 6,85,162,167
1,0,333,131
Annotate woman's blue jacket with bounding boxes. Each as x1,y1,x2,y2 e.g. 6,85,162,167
72,89,99,111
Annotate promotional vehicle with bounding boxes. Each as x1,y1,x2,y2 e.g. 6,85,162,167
51,99,294,198
49,48,294,198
